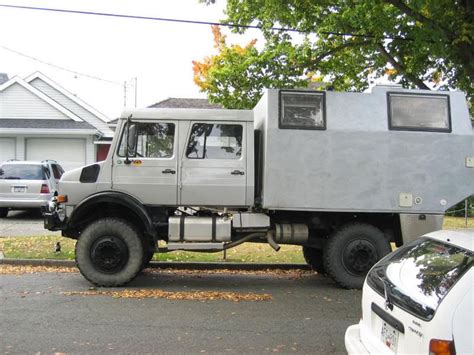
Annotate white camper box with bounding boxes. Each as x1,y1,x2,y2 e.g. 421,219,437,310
254,87,473,218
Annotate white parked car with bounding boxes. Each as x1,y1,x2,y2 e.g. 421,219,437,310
0,160,64,217
345,229,473,355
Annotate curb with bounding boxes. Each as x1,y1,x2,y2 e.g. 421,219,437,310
0,258,311,271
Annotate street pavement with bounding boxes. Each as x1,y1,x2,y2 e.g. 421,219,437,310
0,210,60,237
0,268,361,354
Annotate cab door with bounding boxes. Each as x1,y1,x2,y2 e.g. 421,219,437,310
179,122,247,207
112,120,178,205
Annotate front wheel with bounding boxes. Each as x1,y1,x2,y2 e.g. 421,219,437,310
75,218,144,287
323,223,391,289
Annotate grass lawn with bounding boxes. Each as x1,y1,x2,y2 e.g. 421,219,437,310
0,216,471,262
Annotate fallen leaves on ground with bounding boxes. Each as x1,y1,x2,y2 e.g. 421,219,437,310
62,289,272,302
0,264,313,279
0,265,77,275
144,268,314,279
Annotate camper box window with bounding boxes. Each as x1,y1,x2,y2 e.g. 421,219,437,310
279,91,326,130
388,93,451,132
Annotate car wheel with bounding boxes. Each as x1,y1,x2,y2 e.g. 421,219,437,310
75,218,144,287
0,208,8,218
323,223,391,289
302,246,325,274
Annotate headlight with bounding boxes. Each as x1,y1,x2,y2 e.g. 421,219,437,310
48,201,57,212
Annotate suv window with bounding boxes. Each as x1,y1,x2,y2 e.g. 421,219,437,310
0,164,46,180
52,164,64,179
118,122,175,158
367,237,473,321
186,123,243,159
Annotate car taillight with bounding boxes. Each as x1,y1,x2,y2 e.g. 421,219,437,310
429,339,455,355
40,184,50,194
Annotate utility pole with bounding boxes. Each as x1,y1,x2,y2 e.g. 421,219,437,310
134,77,138,108
123,81,127,107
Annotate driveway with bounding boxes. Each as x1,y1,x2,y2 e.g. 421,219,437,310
0,210,59,237
0,267,360,354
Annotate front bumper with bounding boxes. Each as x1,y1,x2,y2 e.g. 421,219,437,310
42,207,67,231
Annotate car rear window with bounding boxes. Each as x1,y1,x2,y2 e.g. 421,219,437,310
367,237,473,321
0,164,46,180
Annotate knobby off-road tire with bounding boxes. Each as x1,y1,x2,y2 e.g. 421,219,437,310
302,246,326,274
75,218,144,287
323,223,391,289
0,208,8,218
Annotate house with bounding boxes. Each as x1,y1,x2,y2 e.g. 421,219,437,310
108,97,222,132
148,97,223,109
0,72,114,170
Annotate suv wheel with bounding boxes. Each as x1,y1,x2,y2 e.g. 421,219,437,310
0,208,8,218
323,223,391,289
75,218,144,287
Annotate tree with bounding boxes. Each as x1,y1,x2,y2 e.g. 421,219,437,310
194,0,474,110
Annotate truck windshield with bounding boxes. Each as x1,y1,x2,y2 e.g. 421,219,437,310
367,237,473,321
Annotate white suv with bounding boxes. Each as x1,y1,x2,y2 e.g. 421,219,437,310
0,160,64,218
345,229,473,354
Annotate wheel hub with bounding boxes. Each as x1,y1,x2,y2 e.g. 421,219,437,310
90,236,129,273
342,240,378,275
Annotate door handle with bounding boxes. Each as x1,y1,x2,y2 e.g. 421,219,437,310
162,169,176,174
231,170,245,175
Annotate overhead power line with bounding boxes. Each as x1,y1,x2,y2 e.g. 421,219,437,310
0,3,413,41
0,45,122,85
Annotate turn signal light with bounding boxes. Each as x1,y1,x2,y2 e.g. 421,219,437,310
56,195,68,203
40,184,50,194
429,339,455,355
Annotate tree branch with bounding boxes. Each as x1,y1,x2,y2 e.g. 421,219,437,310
314,39,374,63
377,43,430,89
384,0,455,38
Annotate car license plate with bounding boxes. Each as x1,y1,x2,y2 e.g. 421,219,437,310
381,321,399,352
12,186,26,193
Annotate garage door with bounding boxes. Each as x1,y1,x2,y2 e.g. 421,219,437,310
0,138,15,163
26,138,86,171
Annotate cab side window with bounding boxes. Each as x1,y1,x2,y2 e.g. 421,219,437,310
186,123,243,159
118,122,175,158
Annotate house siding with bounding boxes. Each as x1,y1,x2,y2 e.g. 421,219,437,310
0,83,67,120
30,78,113,134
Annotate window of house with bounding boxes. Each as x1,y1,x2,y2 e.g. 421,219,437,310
118,122,175,158
279,91,326,130
186,123,243,159
388,93,451,132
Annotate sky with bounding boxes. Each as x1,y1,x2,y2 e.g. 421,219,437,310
0,0,261,120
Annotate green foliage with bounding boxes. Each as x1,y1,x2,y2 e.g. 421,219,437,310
197,0,474,110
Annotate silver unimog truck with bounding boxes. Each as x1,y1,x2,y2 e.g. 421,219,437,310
44,86,474,288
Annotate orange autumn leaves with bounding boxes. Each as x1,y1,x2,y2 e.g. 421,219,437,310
192,25,257,91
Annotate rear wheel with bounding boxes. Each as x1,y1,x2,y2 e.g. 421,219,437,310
323,223,391,289
75,218,144,287
0,208,8,218
302,246,325,274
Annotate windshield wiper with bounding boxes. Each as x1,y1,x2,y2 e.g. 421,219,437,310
379,276,394,311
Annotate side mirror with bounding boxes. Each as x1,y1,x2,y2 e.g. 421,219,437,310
124,115,135,165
